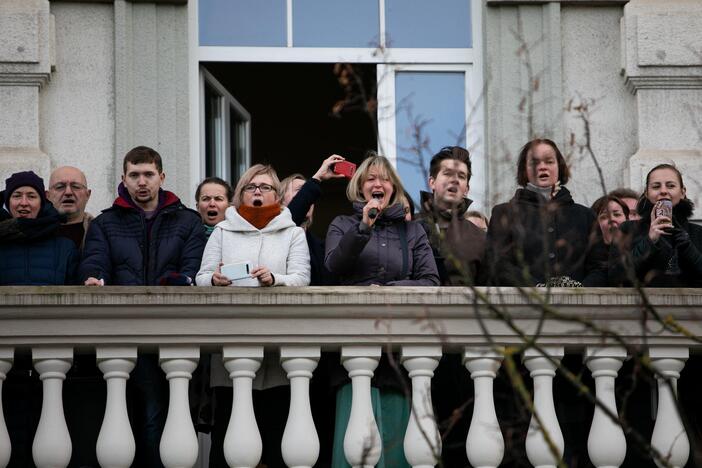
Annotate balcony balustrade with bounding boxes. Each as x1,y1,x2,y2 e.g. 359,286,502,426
0,286,700,468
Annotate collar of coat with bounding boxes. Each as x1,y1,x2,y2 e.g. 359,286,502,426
112,182,181,213
513,186,574,207
636,196,694,227
352,202,406,224
419,190,473,221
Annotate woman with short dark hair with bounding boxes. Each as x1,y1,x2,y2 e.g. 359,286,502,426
485,138,595,286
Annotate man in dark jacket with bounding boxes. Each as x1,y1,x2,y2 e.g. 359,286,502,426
80,146,206,467
80,146,205,286
416,146,486,286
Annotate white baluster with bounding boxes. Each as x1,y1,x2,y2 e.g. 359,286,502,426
159,346,200,468
222,346,264,468
280,346,320,468
96,346,137,468
401,345,442,468
0,348,13,468
523,346,564,468
585,346,626,468
464,347,504,468
341,345,382,468
32,347,73,468
649,347,689,468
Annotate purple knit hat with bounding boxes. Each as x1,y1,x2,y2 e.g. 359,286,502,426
4,171,46,208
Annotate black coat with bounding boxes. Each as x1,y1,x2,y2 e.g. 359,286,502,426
611,199,702,287
0,193,78,285
486,187,596,286
79,186,206,285
286,178,338,285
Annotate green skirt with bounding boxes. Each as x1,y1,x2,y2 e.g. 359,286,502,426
331,383,411,468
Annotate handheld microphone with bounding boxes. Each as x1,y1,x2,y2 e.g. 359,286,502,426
368,194,383,219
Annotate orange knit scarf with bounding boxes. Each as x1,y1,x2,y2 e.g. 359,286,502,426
238,203,282,229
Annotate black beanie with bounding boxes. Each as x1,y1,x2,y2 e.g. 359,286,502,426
4,171,46,209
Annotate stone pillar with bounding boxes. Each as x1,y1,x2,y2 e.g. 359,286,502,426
0,0,54,182
622,0,702,209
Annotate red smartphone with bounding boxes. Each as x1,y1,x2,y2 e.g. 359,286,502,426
332,161,356,179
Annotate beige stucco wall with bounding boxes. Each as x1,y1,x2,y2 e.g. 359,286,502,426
484,2,640,209
41,2,115,216
561,5,637,206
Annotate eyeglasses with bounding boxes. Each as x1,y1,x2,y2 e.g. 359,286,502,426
50,182,87,192
243,183,274,193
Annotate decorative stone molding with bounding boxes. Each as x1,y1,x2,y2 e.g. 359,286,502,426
622,0,702,93
0,0,55,88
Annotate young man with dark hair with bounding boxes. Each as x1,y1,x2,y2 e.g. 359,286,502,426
79,145,205,467
416,145,486,286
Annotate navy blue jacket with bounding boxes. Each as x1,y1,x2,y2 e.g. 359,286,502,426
0,193,78,285
79,187,206,285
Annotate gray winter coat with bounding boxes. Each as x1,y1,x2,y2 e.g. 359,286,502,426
325,202,439,286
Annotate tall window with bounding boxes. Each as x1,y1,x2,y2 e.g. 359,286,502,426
193,0,484,209
201,68,251,184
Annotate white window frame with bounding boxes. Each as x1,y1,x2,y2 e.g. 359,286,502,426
199,67,251,184
188,0,484,208
377,63,486,210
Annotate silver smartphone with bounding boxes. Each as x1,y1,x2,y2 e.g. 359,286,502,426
221,261,253,281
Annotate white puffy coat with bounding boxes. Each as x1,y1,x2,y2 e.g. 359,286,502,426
196,205,310,287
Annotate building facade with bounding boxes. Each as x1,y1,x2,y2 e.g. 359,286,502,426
0,0,700,217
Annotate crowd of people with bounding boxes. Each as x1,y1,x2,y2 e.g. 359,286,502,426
1,140,701,467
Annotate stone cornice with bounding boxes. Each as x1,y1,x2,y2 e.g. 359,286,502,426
0,72,50,87
1,287,700,350
487,0,628,5
624,75,702,93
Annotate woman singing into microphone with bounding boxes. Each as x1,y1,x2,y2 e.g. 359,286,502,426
325,152,439,286
324,153,438,468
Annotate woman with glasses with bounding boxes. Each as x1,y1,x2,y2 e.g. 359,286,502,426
196,163,310,287
195,164,310,468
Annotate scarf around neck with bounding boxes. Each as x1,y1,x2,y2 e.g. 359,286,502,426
238,203,282,229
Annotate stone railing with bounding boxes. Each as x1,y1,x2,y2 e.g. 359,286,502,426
0,286,700,468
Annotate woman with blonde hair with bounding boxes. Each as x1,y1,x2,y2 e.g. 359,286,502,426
196,164,310,467
196,163,310,287
325,153,439,286
325,153,438,468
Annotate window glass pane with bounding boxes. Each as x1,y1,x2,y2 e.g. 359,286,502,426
385,0,471,48
395,71,466,207
230,109,247,184
204,84,223,177
293,0,379,47
199,0,286,47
